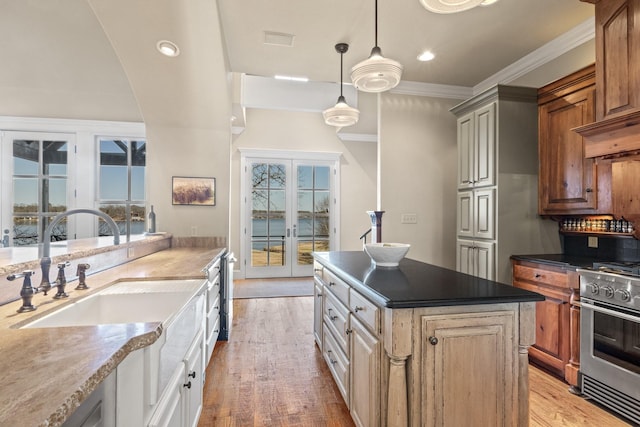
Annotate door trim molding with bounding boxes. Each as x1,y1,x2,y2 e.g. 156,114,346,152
238,147,341,161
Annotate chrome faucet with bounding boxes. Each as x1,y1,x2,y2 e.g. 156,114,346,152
40,209,120,291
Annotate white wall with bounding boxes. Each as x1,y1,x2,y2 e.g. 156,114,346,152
379,93,459,269
230,108,377,271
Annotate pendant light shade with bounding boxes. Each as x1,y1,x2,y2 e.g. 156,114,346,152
323,43,360,128
351,0,403,92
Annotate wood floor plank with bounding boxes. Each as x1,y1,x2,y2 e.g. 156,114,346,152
199,295,633,426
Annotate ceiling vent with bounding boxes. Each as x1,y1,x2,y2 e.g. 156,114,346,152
264,31,295,47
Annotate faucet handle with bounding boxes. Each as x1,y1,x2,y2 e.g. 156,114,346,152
75,263,91,290
53,262,70,299
7,270,38,313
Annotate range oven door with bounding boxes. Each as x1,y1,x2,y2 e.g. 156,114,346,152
581,297,640,404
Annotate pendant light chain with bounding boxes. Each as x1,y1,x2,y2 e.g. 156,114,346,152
374,0,378,48
340,48,344,98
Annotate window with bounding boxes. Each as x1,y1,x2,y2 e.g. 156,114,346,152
98,138,146,240
11,138,69,245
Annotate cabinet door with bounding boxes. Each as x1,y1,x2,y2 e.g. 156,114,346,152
474,240,495,281
349,315,380,427
456,239,475,276
184,331,204,427
538,86,596,212
422,311,515,427
474,189,495,240
532,295,570,376
457,112,474,189
314,278,323,349
148,365,185,427
474,103,496,188
456,191,473,238
595,0,640,121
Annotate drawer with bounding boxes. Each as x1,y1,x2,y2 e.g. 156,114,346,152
314,261,324,279
350,289,379,335
207,293,221,336
324,268,350,306
323,328,350,405
513,264,568,289
207,276,220,312
205,258,221,282
206,314,220,363
324,290,350,356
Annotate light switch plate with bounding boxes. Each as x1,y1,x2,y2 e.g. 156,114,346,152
401,213,417,224
588,236,598,248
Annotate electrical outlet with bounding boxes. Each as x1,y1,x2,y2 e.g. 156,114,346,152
588,236,598,248
401,213,417,224
191,226,198,236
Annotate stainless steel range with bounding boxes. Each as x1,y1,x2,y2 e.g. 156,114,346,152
578,264,640,425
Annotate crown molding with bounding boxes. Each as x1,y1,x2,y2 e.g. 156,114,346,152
473,17,595,94
390,81,472,100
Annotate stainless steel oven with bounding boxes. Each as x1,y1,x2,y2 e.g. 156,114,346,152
578,267,640,425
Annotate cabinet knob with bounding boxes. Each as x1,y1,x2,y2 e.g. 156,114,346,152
534,274,541,278
188,371,196,378
586,188,593,193
328,281,335,286
183,381,192,389
428,336,438,346
346,328,352,335
317,293,322,298
354,306,364,312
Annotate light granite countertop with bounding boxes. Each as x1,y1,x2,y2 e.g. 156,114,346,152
0,241,225,427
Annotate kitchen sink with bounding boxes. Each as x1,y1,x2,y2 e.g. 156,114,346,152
22,279,205,328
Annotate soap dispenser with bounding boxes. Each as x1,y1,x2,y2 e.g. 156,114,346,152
148,205,156,233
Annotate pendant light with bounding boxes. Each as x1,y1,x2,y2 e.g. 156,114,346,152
323,43,360,128
351,0,403,92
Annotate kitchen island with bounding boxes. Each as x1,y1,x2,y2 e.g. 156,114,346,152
313,251,544,427
0,236,225,427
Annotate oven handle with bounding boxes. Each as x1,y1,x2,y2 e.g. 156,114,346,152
582,300,640,324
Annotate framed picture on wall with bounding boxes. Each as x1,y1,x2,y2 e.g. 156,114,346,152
172,176,216,206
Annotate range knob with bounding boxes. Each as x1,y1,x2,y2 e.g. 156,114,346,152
615,289,631,302
586,283,600,295
601,286,615,299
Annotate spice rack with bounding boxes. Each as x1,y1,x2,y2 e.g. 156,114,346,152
559,218,634,236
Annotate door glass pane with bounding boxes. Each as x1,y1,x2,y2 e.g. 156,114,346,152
42,141,67,175
13,215,38,246
44,178,67,212
296,165,331,266
250,163,287,267
13,178,38,211
13,140,39,175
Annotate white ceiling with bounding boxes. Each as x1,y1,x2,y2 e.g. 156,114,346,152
218,0,595,89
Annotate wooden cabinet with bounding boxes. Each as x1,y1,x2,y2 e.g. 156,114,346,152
350,315,381,427
452,86,560,284
512,259,581,387
421,311,515,426
537,65,605,214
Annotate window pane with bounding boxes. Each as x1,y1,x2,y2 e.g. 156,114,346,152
131,166,145,200
100,140,128,200
297,166,313,189
43,141,67,176
44,178,67,212
131,140,146,167
13,216,38,246
315,166,330,190
252,164,269,189
131,204,146,235
268,164,286,189
99,204,126,236
13,178,38,211
13,140,39,175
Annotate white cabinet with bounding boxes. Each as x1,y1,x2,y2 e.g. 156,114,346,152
204,258,221,365
314,265,381,427
451,86,560,284
313,277,323,349
183,330,204,427
148,364,185,427
457,103,496,190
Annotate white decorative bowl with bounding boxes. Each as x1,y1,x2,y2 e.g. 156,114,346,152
364,243,411,268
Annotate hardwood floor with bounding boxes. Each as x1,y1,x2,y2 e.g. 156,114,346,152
199,296,633,427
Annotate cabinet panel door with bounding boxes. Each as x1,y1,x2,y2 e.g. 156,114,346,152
422,311,515,427
457,191,473,238
474,103,496,188
350,316,380,427
533,296,570,375
456,239,474,275
474,189,495,240
474,241,495,281
595,0,640,121
457,112,474,189
313,279,323,349
538,87,596,212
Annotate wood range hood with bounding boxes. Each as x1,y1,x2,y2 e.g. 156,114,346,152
575,0,640,238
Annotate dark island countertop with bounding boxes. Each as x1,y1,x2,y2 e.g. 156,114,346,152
313,251,544,309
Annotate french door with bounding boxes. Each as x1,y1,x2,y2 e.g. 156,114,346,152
242,152,340,278
1,131,74,246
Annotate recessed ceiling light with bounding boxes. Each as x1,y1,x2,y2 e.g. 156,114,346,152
417,51,435,62
274,75,309,82
156,40,180,57
264,31,295,47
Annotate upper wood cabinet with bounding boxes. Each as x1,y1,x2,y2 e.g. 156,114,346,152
538,65,612,215
576,0,640,157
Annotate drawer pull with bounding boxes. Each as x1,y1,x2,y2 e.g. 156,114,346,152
183,381,192,389
328,281,336,286
317,293,322,298
327,349,337,364
534,274,541,278
346,328,352,335
354,306,364,312
330,315,338,321
188,371,196,379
